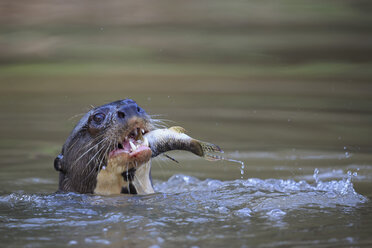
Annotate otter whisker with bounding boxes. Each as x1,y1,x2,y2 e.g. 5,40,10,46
100,140,112,167
73,137,108,166
98,140,112,170
149,114,167,117
79,136,110,177
150,118,172,129
68,113,86,121
94,138,115,174
68,132,106,155
151,123,167,129
126,163,131,194
81,139,111,183
90,137,111,167
151,117,170,123
86,143,107,169
72,132,107,153
57,99,165,195
66,138,80,153
126,163,129,182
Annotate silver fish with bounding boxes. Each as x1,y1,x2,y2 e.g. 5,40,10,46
95,126,223,195
144,126,224,161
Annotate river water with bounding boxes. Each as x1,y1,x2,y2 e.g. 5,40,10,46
0,79,371,247
1,1,372,246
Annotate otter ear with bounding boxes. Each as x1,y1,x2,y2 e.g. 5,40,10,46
54,154,64,172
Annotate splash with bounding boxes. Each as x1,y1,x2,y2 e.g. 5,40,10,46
155,170,368,210
222,158,245,179
208,151,245,178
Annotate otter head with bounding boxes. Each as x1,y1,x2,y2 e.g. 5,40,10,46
54,99,155,195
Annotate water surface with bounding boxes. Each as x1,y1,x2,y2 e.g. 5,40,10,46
0,85,371,247
1,0,372,247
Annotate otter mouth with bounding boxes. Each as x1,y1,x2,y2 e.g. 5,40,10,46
108,127,152,162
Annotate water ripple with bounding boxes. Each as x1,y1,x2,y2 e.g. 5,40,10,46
0,170,368,235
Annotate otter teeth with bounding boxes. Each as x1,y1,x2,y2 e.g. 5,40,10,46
129,140,137,151
143,137,149,147
141,129,145,134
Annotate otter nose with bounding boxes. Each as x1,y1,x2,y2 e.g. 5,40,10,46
117,103,143,120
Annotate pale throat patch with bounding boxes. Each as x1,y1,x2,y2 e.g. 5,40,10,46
94,160,154,195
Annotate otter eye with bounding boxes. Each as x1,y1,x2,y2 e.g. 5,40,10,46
93,113,105,124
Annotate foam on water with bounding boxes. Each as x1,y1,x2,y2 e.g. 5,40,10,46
154,169,367,215
1,169,367,216
0,169,368,246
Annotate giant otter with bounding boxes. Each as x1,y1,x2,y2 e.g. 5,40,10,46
54,99,222,195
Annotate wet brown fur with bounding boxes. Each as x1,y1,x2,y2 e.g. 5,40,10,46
54,99,153,194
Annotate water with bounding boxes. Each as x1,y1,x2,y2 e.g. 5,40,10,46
1,0,372,246
1,83,372,248
0,169,369,247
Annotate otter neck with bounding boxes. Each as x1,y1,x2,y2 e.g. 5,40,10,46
94,161,154,195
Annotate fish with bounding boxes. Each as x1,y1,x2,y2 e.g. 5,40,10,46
143,126,224,161
95,126,224,195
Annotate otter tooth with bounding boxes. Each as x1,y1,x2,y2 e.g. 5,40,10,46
143,136,149,147
129,140,136,151
133,129,138,137
141,129,145,134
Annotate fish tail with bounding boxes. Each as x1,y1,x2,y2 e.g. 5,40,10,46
190,139,224,161
169,126,224,161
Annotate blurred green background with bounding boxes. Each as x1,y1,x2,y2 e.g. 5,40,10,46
0,0,372,186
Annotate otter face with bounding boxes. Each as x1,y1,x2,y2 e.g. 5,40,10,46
54,99,154,195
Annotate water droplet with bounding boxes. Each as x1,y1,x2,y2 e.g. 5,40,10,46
345,152,350,158
240,163,245,179
234,160,245,178
313,168,320,184
217,156,245,179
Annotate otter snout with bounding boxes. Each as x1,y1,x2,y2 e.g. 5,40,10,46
116,99,146,122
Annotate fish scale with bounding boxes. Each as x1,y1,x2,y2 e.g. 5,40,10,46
144,126,224,161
